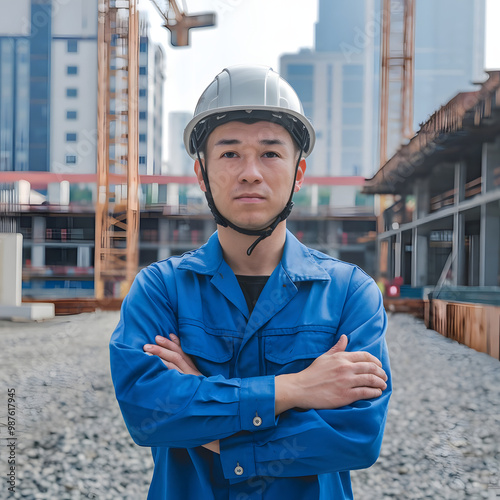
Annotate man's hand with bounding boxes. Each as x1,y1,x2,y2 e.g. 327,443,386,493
144,335,219,453
275,334,388,415
144,334,202,376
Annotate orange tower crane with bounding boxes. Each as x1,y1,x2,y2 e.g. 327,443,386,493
377,0,415,278
379,0,415,166
95,0,215,300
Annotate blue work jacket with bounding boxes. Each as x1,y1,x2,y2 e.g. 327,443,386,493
110,230,392,500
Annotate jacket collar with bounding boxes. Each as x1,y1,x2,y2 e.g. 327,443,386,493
177,230,330,283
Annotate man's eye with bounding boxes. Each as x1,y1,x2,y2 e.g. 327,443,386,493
222,152,238,159
263,152,279,158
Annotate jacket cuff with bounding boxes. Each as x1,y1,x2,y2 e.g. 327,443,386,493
219,431,257,482
239,375,276,432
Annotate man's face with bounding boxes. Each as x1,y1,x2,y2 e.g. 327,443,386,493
195,121,306,231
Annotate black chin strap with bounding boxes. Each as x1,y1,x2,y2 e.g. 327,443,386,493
193,136,305,256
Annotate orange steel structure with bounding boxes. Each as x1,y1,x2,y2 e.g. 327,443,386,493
379,0,415,166
95,0,215,299
378,0,415,275
96,0,140,300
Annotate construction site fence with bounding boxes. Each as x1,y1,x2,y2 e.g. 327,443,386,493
425,299,500,361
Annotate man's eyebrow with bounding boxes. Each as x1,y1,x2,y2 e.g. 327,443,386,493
214,139,241,147
259,139,286,146
213,138,287,147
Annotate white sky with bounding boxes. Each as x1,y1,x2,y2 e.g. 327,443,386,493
138,0,500,117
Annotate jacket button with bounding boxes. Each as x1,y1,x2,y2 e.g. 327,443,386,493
253,416,262,427
234,464,244,476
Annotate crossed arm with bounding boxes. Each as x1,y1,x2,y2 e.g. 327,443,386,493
144,332,388,454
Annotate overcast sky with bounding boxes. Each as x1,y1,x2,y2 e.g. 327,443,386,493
139,0,500,116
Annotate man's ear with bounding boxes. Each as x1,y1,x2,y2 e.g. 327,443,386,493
294,158,307,192
194,160,207,192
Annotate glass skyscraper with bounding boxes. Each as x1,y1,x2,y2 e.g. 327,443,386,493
280,0,485,177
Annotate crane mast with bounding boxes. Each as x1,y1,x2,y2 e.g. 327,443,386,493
95,0,215,300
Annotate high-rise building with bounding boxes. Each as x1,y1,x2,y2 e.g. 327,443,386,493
0,0,164,175
413,0,485,129
138,15,165,176
280,0,485,177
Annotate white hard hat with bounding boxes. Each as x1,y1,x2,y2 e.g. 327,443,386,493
183,65,316,159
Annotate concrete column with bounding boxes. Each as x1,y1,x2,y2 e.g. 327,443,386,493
32,216,46,242
32,216,46,267
479,202,500,286
0,234,22,306
394,232,402,278
413,177,430,220
411,227,428,286
32,246,45,268
452,212,466,286
77,246,91,267
158,218,169,244
468,234,480,286
454,160,466,204
311,184,319,214
482,137,500,194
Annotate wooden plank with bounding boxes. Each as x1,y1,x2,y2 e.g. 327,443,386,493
431,299,500,361
485,306,500,360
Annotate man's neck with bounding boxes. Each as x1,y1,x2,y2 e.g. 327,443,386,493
217,222,287,276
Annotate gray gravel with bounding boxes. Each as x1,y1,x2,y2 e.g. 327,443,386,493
0,311,499,499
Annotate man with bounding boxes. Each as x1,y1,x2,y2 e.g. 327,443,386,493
110,65,391,500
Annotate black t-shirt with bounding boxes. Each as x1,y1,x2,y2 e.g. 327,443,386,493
236,275,270,314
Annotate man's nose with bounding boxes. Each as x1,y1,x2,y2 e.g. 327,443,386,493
238,155,263,183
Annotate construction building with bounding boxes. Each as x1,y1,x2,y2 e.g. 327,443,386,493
364,71,500,359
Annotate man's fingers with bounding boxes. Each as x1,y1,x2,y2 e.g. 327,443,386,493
342,350,383,367
169,333,181,346
155,335,180,351
353,373,388,391
144,335,202,376
329,334,348,354
353,361,388,382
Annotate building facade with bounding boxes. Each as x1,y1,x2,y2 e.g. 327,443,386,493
0,0,164,177
364,71,500,289
280,0,486,178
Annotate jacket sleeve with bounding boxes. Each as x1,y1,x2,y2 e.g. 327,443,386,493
109,265,277,448
218,276,392,483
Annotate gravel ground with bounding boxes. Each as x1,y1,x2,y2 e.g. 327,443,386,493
0,311,499,499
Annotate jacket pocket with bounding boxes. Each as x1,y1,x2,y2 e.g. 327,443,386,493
178,321,234,378
264,328,337,375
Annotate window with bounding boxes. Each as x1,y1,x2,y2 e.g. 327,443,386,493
139,133,146,142
66,88,78,98
342,129,363,148
139,111,147,120
66,155,77,164
66,110,77,120
289,78,313,102
66,133,77,142
67,40,78,53
287,64,313,76
139,66,147,75
139,88,147,97
66,65,78,75
139,156,146,164
342,107,362,126
343,80,363,104
140,41,147,53
343,65,364,78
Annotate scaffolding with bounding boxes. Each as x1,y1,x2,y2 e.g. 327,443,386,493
95,0,140,299
379,0,415,166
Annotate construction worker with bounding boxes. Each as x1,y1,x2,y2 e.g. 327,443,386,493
110,65,391,499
